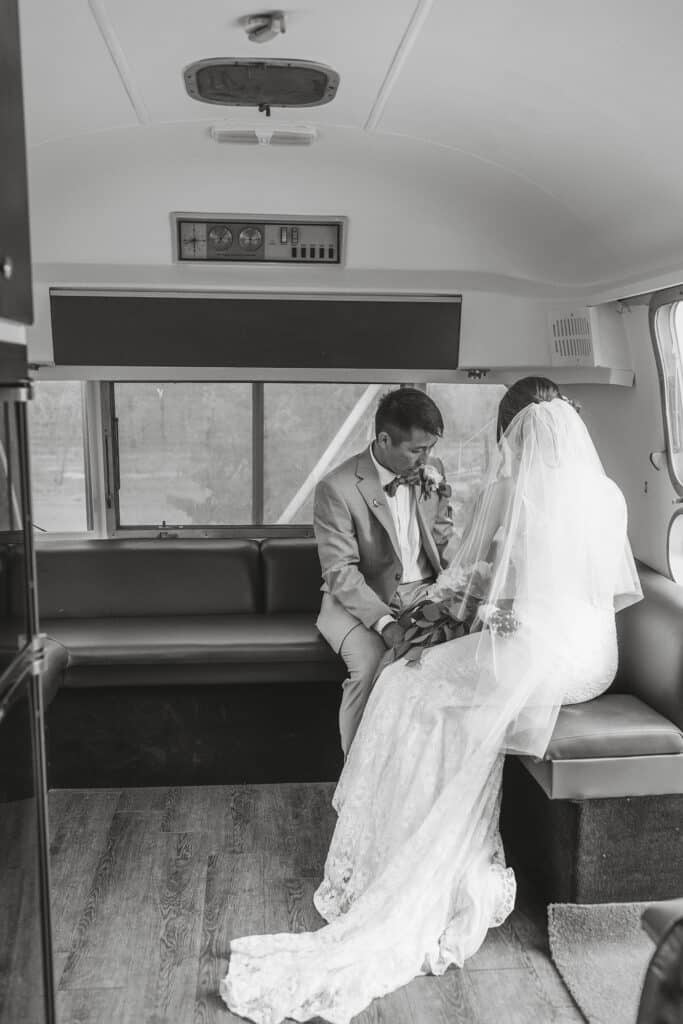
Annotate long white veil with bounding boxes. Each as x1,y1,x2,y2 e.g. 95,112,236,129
429,396,642,759
220,397,644,1024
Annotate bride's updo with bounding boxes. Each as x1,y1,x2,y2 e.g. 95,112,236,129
496,376,580,440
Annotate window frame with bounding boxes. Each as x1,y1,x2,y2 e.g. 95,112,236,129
31,376,503,541
102,379,398,539
649,287,683,497
666,506,683,583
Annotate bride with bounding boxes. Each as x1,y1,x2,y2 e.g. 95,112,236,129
220,377,643,1024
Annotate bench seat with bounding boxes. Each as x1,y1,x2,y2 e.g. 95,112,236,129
12,537,682,900
42,614,339,668
522,693,683,798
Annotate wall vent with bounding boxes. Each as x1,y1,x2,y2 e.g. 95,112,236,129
548,308,594,366
209,123,317,146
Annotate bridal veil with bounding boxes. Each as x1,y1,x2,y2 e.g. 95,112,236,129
220,396,642,1024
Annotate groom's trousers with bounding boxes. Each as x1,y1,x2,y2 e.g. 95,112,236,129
338,577,434,757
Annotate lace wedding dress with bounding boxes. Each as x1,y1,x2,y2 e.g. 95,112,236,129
220,399,642,1024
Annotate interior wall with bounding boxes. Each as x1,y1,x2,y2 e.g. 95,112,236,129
564,304,676,576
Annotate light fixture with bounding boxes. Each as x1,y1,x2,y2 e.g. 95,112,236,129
244,11,286,44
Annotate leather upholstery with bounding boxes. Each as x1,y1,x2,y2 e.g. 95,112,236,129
42,613,337,666
261,537,322,614
637,899,683,1024
24,540,261,618
41,637,69,706
521,752,683,799
641,897,683,944
612,563,683,731
545,694,683,760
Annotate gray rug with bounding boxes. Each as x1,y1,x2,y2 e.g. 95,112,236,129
547,902,654,1024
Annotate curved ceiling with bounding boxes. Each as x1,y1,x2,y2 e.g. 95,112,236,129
18,0,683,293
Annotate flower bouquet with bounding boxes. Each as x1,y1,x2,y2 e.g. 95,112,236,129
385,562,520,669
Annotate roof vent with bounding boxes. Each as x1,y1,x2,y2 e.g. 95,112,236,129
209,122,317,145
184,59,339,110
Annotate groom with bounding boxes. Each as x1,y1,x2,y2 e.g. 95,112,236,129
314,387,454,756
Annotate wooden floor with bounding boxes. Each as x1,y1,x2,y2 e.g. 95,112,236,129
48,784,585,1024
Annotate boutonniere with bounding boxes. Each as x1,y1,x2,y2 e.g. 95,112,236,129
383,463,452,500
416,464,452,502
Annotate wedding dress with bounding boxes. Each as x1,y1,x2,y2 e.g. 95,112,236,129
220,398,642,1024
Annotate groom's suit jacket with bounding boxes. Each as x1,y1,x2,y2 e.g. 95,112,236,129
314,447,454,652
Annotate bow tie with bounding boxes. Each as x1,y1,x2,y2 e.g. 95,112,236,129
383,473,417,497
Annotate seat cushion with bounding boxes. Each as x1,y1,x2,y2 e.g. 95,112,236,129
27,540,261,618
261,537,322,614
42,613,338,666
545,693,683,761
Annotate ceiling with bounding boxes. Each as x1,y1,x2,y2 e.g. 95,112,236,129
17,0,683,294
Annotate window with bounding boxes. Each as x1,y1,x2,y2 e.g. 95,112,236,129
650,291,683,581
427,383,505,540
28,380,506,536
114,383,252,527
669,512,683,584
28,381,88,533
264,384,387,525
651,297,683,489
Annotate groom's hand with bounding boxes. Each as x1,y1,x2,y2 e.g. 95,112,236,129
381,621,405,649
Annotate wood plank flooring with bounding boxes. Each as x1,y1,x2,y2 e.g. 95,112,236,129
48,784,585,1024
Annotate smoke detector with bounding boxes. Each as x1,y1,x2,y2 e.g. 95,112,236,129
183,58,339,112
210,122,318,145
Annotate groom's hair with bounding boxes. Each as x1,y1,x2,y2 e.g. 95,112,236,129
375,387,444,441
496,376,561,440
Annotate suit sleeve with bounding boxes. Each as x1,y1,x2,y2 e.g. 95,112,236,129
314,477,394,630
431,457,455,562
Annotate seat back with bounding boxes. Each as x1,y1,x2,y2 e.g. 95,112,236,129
260,537,322,614
613,564,683,732
22,540,262,618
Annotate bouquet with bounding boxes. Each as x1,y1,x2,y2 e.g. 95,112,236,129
386,562,520,668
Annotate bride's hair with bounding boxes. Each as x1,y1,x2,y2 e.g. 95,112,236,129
496,376,580,440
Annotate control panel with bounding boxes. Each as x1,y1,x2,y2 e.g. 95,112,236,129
172,215,344,264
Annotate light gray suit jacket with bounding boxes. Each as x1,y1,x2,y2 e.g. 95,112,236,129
313,446,454,652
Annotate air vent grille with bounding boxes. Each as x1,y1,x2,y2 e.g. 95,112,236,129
548,309,594,366
209,124,317,146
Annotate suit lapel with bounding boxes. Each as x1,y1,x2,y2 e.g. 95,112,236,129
355,449,402,562
415,495,442,573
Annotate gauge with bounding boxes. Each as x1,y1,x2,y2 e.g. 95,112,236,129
208,226,233,248
238,226,263,251
179,221,207,258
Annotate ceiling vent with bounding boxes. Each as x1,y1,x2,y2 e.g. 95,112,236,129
209,123,317,145
184,59,339,110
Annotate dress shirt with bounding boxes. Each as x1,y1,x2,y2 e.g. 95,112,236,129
369,444,427,634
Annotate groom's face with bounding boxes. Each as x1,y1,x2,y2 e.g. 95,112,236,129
376,427,439,475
